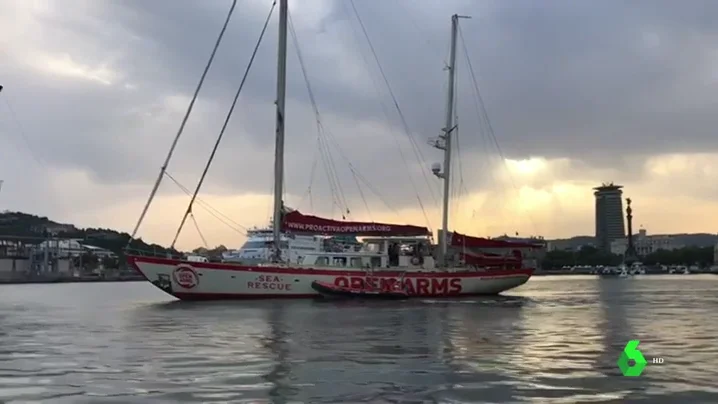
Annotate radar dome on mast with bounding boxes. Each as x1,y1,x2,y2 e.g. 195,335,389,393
431,162,443,178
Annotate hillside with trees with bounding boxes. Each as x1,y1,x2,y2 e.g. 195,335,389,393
191,245,229,261
0,210,179,258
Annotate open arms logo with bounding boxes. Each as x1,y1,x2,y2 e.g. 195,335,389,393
617,340,648,377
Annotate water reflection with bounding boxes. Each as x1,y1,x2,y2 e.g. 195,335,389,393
263,304,295,403
121,301,281,402
0,279,717,403
595,277,639,401
437,297,528,403
603,277,718,402
284,301,447,403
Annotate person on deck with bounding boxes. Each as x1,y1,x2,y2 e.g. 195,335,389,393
413,242,425,265
388,243,399,266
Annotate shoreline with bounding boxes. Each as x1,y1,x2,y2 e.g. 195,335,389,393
534,270,717,276
2,272,715,285
0,277,145,285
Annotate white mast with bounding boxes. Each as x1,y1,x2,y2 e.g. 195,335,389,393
272,0,289,261
431,14,469,267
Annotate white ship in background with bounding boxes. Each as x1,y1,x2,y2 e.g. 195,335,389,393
221,221,362,265
221,228,322,264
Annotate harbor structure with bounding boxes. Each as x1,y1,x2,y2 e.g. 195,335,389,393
594,183,626,252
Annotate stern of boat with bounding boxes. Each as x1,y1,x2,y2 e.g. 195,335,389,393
476,267,534,295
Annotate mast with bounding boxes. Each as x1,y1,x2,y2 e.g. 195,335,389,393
431,14,467,267
272,0,289,261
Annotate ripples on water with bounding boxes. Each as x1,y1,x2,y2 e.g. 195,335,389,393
0,275,716,403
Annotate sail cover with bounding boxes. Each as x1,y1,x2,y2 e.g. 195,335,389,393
450,231,542,249
460,251,522,268
282,211,430,236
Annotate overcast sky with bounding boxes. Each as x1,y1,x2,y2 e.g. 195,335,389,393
1,0,718,250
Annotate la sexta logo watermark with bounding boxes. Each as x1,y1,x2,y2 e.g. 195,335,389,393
173,266,199,289
617,340,664,377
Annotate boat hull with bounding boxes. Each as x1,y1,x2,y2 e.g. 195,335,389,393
127,255,533,300
310,280,409,300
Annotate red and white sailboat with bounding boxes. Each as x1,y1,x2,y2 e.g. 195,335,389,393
127,2,544,300
129,210,542,300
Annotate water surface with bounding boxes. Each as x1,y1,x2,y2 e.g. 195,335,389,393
0,275,716,403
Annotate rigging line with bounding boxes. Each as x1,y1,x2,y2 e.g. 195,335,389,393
323,131,351,214
289,16,349,216
349,0,433,174
317,132,343,212
306,137,319,200
348,0,435,227
454,62,467,195
458,108,463,225
453,64,469,222
190,212,209,248
337,0,437,218
295,135,320,211
164,171,246,230
317,122,397,218
128,0,238,245
170,0,276,249
352,169,402,217
394,0,445,52
315,121,374,218
309,187,314,212
289,7,401,222
266,181,273,223
319,126,349,213
451,57,459,217
1,92,73,216
349,0,439,207
288,13,351,216
348,165,372,220
455,118,469,198
164,171,246,233
458,26,538,234
2,98,48,170
312,126,342,213
288,22,368,221
304,137,320,202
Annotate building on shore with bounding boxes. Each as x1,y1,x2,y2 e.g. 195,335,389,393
610,228,681,256
0,236,117,281
36,238,115,258
594,183,626,252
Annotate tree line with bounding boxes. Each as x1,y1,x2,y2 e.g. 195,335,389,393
0,211,180,262
542,245,715,269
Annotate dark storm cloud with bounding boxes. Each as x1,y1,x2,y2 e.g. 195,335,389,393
461,0,718,161
2,0,718,218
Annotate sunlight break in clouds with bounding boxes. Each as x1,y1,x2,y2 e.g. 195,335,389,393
28,52,117,85
63,153,718,250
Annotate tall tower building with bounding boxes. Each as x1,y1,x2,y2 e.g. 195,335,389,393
594,183,626,252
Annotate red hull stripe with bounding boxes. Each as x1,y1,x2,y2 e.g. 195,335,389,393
174,292,318,300
172,292,516,301
128,255,534,278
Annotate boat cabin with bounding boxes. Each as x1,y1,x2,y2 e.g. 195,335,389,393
298,236,435,269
